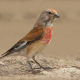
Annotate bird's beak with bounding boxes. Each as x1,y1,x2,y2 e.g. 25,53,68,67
54,14,60,18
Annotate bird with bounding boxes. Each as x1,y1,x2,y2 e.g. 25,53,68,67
0,9,60,73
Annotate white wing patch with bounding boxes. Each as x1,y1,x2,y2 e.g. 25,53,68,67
14,41,27,51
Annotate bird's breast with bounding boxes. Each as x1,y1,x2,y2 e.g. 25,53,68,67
42,27,53,45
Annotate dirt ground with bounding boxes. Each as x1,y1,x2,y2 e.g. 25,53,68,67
0,0,80,80
0,55,80,80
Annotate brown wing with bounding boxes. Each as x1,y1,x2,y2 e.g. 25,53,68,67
0,26,44,58
22,26,44,41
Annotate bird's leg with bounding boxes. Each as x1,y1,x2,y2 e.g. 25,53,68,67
32,55,53,70
32,55,43,68
27,58,33,71
27,57,41,74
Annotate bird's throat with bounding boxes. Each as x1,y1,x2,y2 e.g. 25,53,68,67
45,22,53,27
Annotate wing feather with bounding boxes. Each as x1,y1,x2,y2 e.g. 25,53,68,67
0,26,44,58
0,40,27,58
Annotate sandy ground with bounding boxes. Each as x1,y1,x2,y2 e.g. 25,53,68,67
0,0,80,80
0,55,80,80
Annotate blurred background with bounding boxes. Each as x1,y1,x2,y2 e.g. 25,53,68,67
0,0,80,59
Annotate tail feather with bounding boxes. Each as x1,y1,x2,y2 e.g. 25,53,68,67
0,51,11,59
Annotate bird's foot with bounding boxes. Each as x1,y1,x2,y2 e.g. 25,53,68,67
27,69,41,74
40,66,53,70
32,70,41,74
33,66,53,70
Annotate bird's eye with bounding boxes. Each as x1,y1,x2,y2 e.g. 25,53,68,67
48,12,52,14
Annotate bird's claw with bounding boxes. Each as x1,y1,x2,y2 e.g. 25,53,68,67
40,66,53,70
27,69,41,74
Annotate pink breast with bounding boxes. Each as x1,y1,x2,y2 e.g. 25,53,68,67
42,27,53,45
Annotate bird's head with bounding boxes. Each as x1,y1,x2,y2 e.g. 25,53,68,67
35,9,60,27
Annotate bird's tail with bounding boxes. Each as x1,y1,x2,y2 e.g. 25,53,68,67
0,52,9,65
0,51,10,60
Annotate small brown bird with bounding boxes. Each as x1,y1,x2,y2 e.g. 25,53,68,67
0,9,60,73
